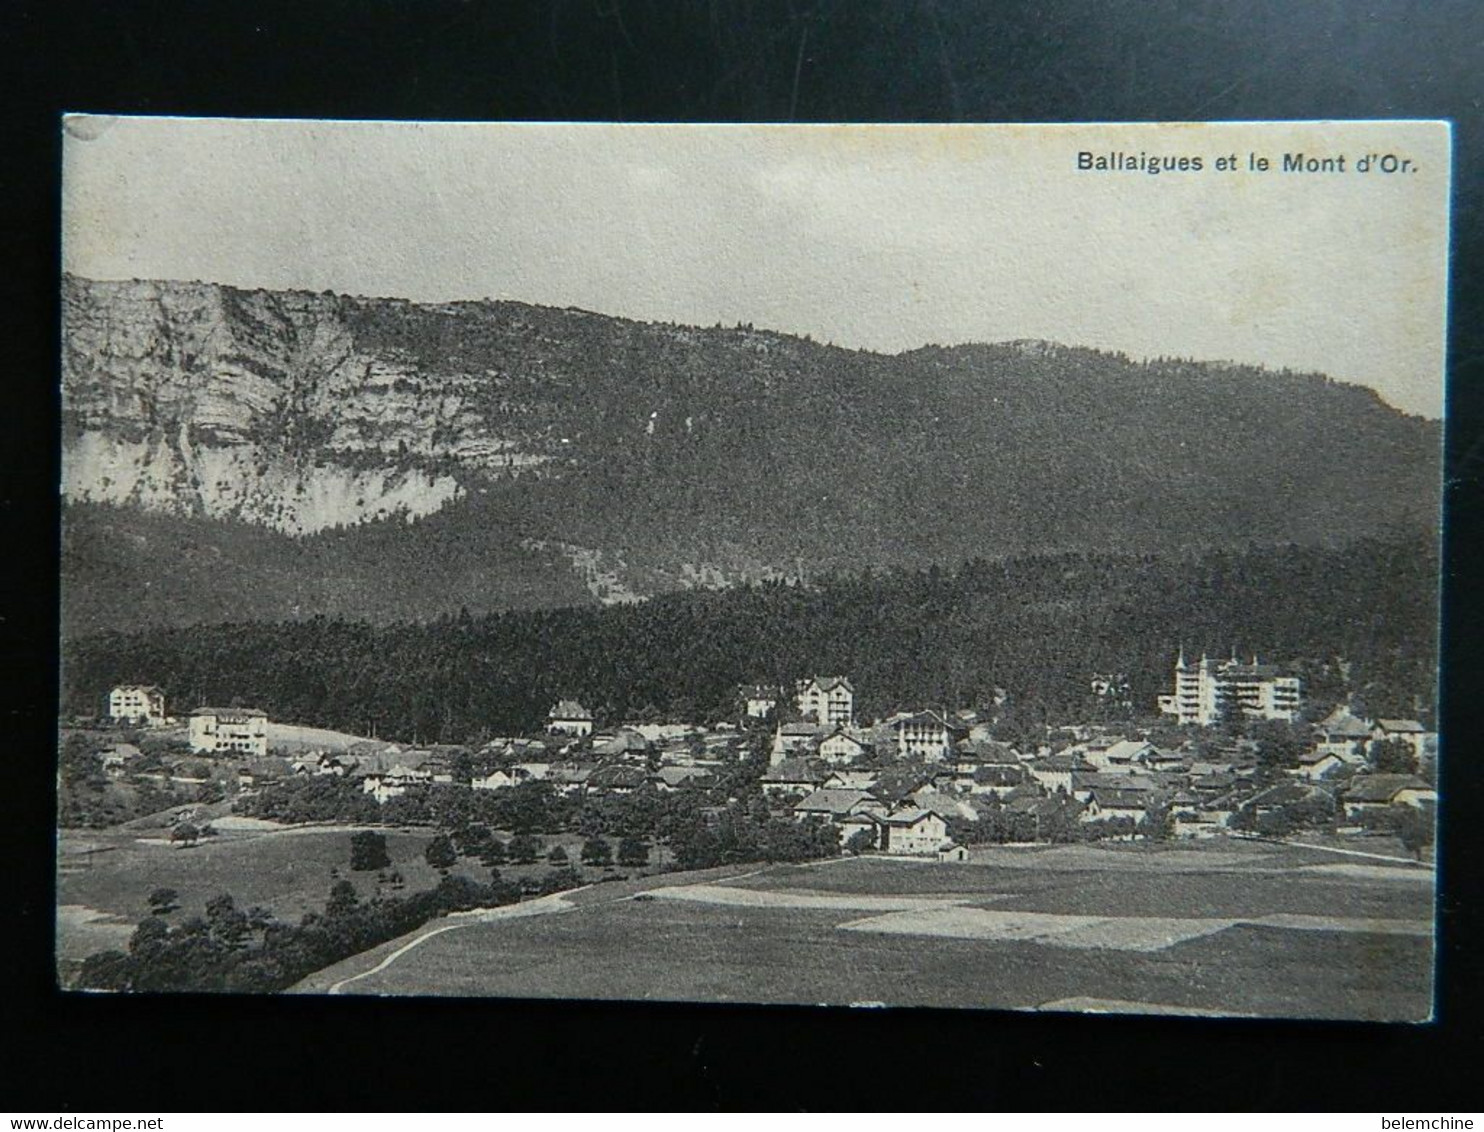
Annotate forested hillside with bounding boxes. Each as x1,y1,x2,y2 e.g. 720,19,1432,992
62,276,1442,629
63,537,1438,742
60,502,595,637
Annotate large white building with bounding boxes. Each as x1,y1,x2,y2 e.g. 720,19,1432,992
188,707,269,756
796,676,854,726
1158,650,1302,726
546,700,594,737
108,685,166,726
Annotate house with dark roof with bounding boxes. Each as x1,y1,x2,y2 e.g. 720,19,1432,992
547,700,594,737
1081,738,1158,773
1001,782,1046,804
697,731,747,761
592,729,651,760
1296,747,1347,780
417,749,462,784
1372,719,1433,765
1342,774,1436,816
953,739,1022,767
867,767,930,809
948,740,1021,791
817,725,871,765
837,811,884,849
1172,803,1233,838
471,768,524,792
793,789,888,824
823,768,880,792
1071,772,1158,804
888,710,968,762
586,764,648,796
651,766,718,792
1313,706,1375,761
771,721,825,762
908,787,981,823
99,742,143,776
761,757,831,797
1079,788,1150,823
1190,770,1239,795
1139,745,1188,771
738,684,781,719
1247,781,1334,817
235,757,289,790
968,763,1026,797
1004,795,1071,824
546,762,596,796
1028,754,1094,794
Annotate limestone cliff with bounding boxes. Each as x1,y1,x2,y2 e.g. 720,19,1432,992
61,277,549,533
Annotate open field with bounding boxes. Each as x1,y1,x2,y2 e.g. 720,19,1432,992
293,838,1434,1019
58,825,448,968
55,822,662,978
263,722,375,753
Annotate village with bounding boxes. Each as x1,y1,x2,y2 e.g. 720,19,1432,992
80,649,1438,865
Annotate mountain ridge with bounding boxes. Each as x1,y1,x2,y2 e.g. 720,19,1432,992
61,274,1442,632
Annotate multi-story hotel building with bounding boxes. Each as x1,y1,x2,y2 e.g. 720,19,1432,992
796,676,854,727
1158,650,1302,726
188,707,269,756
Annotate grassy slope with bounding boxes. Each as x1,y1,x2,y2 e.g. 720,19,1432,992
55,822,673,971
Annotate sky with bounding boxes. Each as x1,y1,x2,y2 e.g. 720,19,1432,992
62,117,1450,417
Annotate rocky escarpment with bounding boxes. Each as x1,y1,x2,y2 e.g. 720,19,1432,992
62,277,551,533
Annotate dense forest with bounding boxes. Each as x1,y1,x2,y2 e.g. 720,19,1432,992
62,536,1438,742
60,501,596,636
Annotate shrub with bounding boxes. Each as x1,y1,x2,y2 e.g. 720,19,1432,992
350,831,391,872
508,834,541,864
617,836,651,867
424,834,458,871
75,949,133,991
580,837,613,867
326,880,360,918
539,866,584,894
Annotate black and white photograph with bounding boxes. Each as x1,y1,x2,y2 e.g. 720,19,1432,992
55,116,1448,1020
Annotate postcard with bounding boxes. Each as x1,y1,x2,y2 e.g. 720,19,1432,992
58,118,1446,1018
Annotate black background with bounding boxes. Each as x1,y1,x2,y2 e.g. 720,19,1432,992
5,0,1482,1112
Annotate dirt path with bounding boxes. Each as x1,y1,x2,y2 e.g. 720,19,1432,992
300,856,856,995
1279,838,1430,867
325,889,590,994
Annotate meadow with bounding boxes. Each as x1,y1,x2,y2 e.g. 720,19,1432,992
56,820,667,980
292,839,1435,1020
